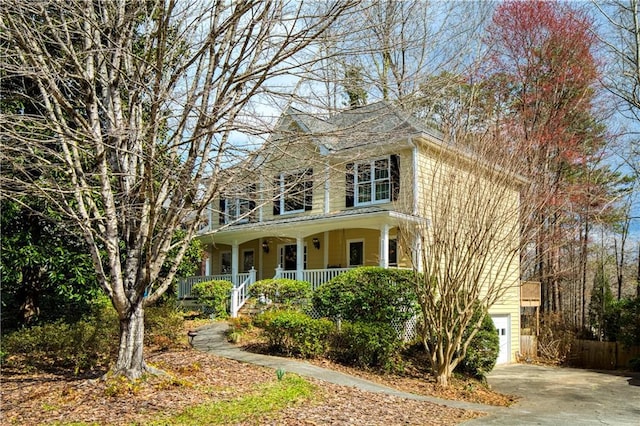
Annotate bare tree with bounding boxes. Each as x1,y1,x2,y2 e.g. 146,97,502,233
593,0,640,300
399,125,539,387
595,0,640,119
353,0,493,101
0,0,354,379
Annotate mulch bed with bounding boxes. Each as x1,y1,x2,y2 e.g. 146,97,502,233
1,349,482,425
1,319,518,425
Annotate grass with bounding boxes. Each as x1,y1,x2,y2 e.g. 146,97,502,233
150,374,316,425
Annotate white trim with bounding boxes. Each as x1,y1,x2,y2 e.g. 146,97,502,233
258,182,264,222
296,236,304,281
208,202,214,232
258,239,264,280
205,246,212,275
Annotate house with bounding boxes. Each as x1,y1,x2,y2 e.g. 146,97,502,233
181,101,523,364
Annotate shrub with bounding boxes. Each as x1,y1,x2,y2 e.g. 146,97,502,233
629,357,640,372
457,311,499,379
250,278,312,306
1,305,118,373
192,280,233,319
330,321,402,371
225,316,254,344
258,310,334,358
144,304,185,350
313,267,419,324
616,296,640,348
537,313,576,364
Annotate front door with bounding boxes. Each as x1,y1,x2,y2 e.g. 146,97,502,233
348,240,364,266
491,315,510,364
243,250,254,272
280,244,307,271
283,244,296,270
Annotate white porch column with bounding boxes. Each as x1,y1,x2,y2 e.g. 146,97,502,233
258,182,264,222
208,202,214,231
324,163,330,214
379,224,390,268
205,248,212,275
296,236,304,281
413,234,423,272
231,241,239,286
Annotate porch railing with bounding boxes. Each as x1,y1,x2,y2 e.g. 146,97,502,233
273,267,351,290
177,273,253,300
303,268,351,290
179,266,354,317
177,274,232,299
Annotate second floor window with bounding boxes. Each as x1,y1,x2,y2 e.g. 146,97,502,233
346,155,399,207
226,198,253,223
274,169,313,215
219,184,256,225
356,158,390,204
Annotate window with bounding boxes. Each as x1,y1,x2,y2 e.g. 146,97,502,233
346,155,399,207
273,169,313,215
219,184,256,225
389,238,397,266
348,240,364,266
220,252,231,274
226,198,252,223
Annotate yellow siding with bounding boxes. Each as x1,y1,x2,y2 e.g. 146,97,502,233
414,138,522,362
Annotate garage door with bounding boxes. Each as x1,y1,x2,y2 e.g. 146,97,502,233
491,315,510,364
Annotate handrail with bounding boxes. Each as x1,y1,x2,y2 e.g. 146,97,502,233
230,268,256,317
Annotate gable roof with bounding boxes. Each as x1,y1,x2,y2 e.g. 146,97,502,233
280,101,527,187
285,101,443,153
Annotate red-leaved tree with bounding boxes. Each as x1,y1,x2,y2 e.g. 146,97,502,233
482,0,617,325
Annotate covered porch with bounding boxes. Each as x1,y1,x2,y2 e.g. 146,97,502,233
180,208,422,317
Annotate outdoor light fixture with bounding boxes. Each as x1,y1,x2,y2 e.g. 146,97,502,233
312,237,320,250
262,240,270,253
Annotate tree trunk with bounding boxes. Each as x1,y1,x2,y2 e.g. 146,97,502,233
435,362,452,387
113,301,147,380
637,244,640,298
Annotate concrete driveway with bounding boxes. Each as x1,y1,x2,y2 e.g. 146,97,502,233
464,363,640,425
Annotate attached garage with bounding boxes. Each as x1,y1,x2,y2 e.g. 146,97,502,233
491,314,511,365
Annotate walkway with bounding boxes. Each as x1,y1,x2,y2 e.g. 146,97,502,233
191,323,640,425
190,322,498,413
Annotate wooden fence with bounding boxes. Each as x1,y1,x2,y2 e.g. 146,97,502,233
520,335,537,358
569,340,640,370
